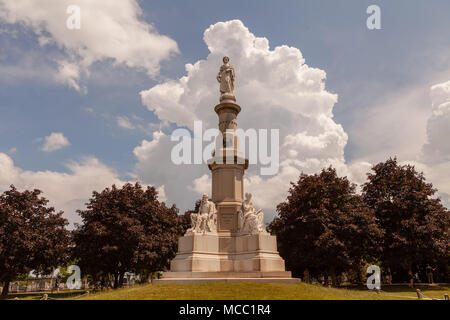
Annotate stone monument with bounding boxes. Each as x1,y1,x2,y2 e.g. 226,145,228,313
157,57,298,283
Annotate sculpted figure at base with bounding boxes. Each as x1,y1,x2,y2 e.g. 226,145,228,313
238,193,267,235
216,56,235,101
186,194,217,235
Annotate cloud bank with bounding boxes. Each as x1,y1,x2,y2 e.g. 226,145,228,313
0,0,178,92
0,154,126,224
139,20,370,219
411,80,450,207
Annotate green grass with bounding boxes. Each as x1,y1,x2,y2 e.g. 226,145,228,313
3,283,448,300
70,283,449,300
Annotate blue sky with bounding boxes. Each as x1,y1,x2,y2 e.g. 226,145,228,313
0,0,449,222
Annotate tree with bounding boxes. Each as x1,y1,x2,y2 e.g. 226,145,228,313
269,168,382,285
0,186,70,296
362,158,450,281
73,183,184,288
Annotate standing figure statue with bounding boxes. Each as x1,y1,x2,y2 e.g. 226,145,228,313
238,193,267,234
216,56,235,101
186,194,217,235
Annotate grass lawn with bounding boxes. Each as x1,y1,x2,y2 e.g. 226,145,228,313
68,283,449,300
3,283,448,300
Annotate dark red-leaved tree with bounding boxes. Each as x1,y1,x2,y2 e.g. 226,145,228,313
0,186,70,296
362,158,450,281
269,168,383,285
73,183,184,288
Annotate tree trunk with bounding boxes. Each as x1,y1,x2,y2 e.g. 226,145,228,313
303,269,310,284
355,266,363,284
1,280,10,296
119,273,123,288
329,267,337,286
356,268,364,284
323,272,329,286
113,272,124,289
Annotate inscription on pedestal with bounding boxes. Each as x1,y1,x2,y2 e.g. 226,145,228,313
218,206,237,232
220,213,234,231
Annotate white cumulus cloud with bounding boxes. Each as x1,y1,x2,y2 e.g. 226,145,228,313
41,132,70,152
55,60,85,93
133,131,205,212
422,81,450,164
351,79,450,208
117,116,136,130
0,153,167,225
0,0,179,91
413,80,450,207
138,20,369,220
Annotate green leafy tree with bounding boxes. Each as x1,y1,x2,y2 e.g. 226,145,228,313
269,168,383,285
362,158,450,281
0,186,70,296
73,183,184,288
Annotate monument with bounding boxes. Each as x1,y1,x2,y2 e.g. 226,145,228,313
156,57,298,283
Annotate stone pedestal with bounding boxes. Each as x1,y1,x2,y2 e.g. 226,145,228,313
157,233,298,284
169,233,287,273
210,164,244,233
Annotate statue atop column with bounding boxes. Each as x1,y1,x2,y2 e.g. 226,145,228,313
238,193,267,234
216,56,236,102
186,194,217,235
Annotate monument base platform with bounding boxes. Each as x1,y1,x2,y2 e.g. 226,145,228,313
152,271,301,284
153,277,301,284
161,271,293,278
161,233,299,284
155,271,300,284
169,233,287,273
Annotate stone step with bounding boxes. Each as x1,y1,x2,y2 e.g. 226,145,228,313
153,278,301,285
162,271,292,278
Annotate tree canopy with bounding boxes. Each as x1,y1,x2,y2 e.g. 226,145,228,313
362,158,449,278
73,182,184,288
0,185,70,296
269,167,382,284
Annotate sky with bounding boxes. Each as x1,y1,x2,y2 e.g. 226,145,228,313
0,0,449,225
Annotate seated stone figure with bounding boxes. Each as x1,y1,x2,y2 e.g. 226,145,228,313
186,194,217,235
238,193,267,235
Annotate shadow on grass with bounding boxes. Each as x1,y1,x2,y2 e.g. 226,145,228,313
0,290,87,300
342,284,449,292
